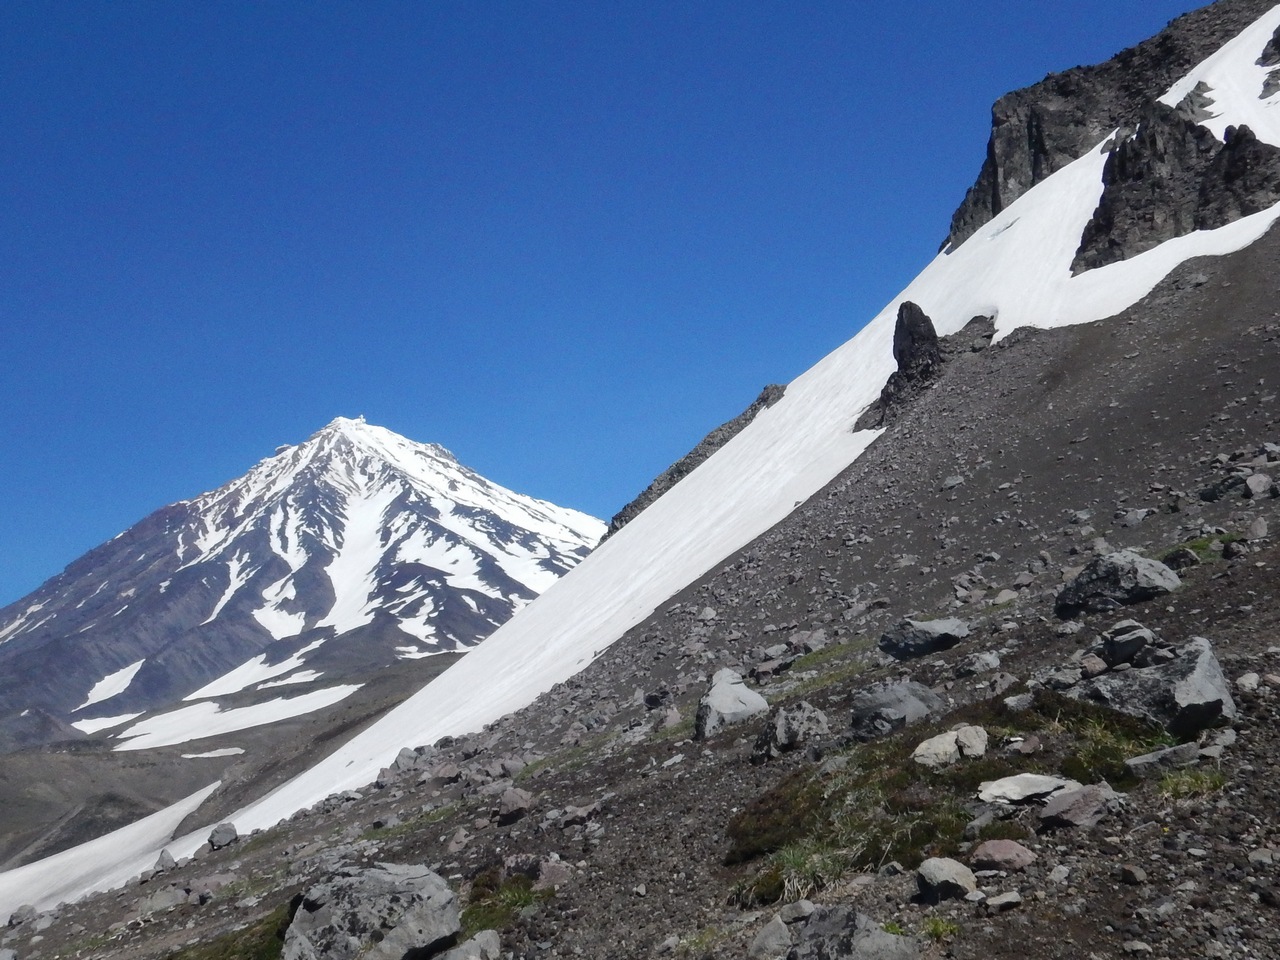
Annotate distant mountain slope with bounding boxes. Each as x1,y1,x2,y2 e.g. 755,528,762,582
0,417,603,751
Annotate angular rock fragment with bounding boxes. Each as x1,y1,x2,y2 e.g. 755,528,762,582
978,773,1081,804
785,905,921,959
879,617,971,660
849,680,944,740
1039,783,1124,830
1069,637,1235,738
1055,551,1180,617
695,668,769,740
970,839,1037,871
752,702,830,763
282,863,459,960
916,857,978,902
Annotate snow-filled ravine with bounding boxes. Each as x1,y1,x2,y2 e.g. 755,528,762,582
3,3,1280,921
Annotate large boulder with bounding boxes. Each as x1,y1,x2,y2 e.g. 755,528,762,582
785,905,921,959
1055,551,1180,617
207,822,238,851
850,681,944,740
695,669,768,740
752,702,831,763
1039,783,1125,830
879,618,970,660
1069,637,1236,738
916,858,978,902
282,863,460,960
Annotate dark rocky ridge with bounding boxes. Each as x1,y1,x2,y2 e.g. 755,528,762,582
855,303,994,431
946,0,1276,250
1074,108,1280,272
603,383,786,539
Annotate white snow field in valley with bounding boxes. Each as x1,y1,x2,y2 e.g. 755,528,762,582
3,3,1280,920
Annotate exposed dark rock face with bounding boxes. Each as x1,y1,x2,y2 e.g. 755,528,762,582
1074,110,1280,272
1072,103,1216,271
1198,123,1280,227
946,0,1277,250
603,383,786,539
1259,22,1280,65
854,302,942,430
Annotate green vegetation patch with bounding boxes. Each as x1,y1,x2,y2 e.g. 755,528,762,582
1160,532,1243,564
361,802,458,842
460,868,552,939
1159,767,1227,800
164,901,293,960
726,691,1170,904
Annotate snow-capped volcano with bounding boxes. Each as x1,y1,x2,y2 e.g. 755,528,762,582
0,417,603,750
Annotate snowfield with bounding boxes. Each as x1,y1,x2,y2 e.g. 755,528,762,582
3,3,1280,922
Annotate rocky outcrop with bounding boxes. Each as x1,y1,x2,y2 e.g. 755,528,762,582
1074,111,1280,272
694,669,769,740
945,0,1277,249
603,384,786,539
878,617,970,660
1069,636,1236,738
855,303,943,430
282,863,461,960
1054,551,1180,616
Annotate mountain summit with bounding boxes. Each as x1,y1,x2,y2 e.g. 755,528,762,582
0,417,603,751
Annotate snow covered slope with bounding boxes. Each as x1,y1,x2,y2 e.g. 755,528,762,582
4,0,1280,920
0,417,603,750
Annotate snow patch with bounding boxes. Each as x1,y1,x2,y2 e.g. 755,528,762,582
0,782,219,918
257,670,322,689
73,659,146,712
114,685,362,751
183,639,327,701
181,748,245,759
70,713,144,734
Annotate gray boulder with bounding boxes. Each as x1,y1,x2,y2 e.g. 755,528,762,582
916,857,978,902
785,905,921,959
694,669,768,740
879,618,970,660
282,863,460,960
496,787,534,825
1070,637,1236,738
850,681,943,740
437,930,501,960
750,915,793,959
207,822,238,851
752,702,831,763
1039,783,1125,830
1055,551,1180,617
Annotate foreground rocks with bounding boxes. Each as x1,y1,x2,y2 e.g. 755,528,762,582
785,905,921,959
1069,636,1236,737
1055,551,1180,616
879,617,970,660
695,669,769,740
283,863,466,960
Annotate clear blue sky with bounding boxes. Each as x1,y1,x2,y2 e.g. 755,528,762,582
1,0,1206,606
